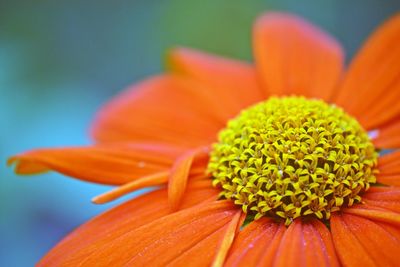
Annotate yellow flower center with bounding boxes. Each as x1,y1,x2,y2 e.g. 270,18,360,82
208,97,378,225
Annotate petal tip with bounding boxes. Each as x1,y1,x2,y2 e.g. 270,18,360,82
254,11,309,31
91,196,104,205
6,156,17,167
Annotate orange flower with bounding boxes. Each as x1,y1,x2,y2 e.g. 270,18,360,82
8,12,400,266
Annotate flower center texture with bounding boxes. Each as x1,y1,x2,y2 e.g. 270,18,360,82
208,97,378,225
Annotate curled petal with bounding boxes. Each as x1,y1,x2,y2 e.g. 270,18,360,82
8,143,183,185
168,146,210,211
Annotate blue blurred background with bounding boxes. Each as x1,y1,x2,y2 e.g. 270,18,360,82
1,0,399,266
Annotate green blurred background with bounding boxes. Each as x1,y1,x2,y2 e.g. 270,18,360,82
1,0,399,265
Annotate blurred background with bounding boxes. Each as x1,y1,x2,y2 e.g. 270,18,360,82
1,0,399,265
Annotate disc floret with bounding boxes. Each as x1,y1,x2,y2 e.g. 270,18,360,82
208,97,378,225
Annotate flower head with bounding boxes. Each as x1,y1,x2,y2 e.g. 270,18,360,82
209,97,378,224
9,12,400,266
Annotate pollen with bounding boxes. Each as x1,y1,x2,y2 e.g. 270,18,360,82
208,97,378,225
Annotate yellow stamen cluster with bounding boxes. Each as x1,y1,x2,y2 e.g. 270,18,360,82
208,97,378,225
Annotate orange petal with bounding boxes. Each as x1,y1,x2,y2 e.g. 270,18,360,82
8,143,183,185
378,150,400,168
39,178,221,267
375,220,400,241
90,75,231,148
363,187,400,213
92,171,169,204
212,211,242,267
377,151,400,186
253,12,344,100
343,203,400,225
181,178,219,207
272,220,339,267
331,213,400,267
38,189,171,266
39,200,236,266
376,174,400,187
167,47,265,110
335,14,400,130
168,146,210,211
373,120,400,149
360,84,400,130
226,219,338,267
225,218,284,267
308,219,340,267
166,226,228,267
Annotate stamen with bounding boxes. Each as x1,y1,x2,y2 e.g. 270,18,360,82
208,97,378,225
92,171,169,204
